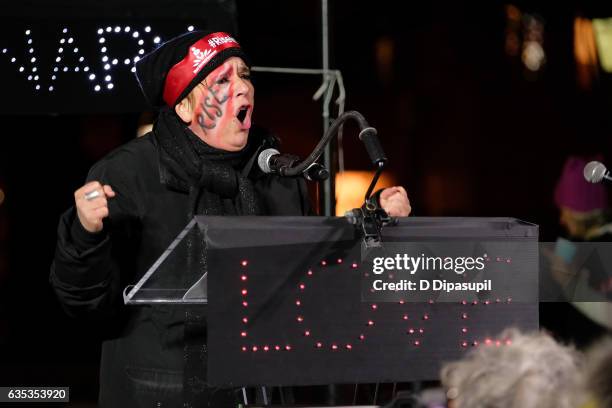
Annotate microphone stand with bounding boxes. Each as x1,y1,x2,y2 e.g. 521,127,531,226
282,110,396,248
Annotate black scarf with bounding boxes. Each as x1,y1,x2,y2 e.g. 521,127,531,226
154,107,260,406
155,107,260,216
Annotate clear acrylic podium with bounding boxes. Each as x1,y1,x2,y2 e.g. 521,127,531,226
123,216,539,387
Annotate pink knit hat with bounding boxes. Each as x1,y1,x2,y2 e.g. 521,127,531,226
554,156,608,212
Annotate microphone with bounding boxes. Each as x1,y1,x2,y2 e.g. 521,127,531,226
583,161,612,183
257,148,329,180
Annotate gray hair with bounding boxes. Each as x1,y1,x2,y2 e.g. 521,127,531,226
440,328,584,408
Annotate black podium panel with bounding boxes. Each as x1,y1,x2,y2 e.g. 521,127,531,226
204,216,539,387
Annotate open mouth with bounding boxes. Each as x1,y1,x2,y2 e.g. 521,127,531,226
236,106,249,123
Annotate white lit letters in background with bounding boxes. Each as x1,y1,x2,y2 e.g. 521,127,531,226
1,25,197,93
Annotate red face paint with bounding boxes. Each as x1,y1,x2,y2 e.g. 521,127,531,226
187,57,254,151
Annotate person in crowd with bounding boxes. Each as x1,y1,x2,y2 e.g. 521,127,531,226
440,328,584,408
49,30,411,407
542,156,612,348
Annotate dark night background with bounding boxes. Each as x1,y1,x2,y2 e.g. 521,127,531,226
1,0,612,405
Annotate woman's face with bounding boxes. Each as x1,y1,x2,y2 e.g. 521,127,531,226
180,57,254,151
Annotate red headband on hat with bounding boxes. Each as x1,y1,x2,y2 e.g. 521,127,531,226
162,32,241,106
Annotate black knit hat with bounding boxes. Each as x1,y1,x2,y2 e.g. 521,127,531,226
135,30,250,107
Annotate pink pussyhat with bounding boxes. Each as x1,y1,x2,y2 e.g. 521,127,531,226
554,156,608,212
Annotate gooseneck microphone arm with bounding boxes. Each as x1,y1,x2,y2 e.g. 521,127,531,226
280,111,387,200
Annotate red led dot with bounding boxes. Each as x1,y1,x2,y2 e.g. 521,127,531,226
359,334,365,340
346,344,353,350
285,345,292,351
299,283,305,290
403,314,409,320
505,339,512,346
414,340,421,346
263,345,269,352
484,300,491,305
428,299,435,304
506,258,512,264
507,297,512,303
462,313,468,319
367,320,374,326
472,300,478,305
321,260,327,266
461,300,467,305
419,328,424,334
304,330,311,337
295,300,301,306
371,304,378,310
241,346,247,352
307,270,313,276
495,340,501,347
399,300,405,305
423,314,429,320
496,298,501,303
337,258,343,264
242,317,248,324
351,263,358,269
274,345,281,351
241,260,248,267
408,328,415,334
242,301,248,307
252,346,258,352
240,275,247,281
316,342,323,348
364,272,370,277
496,257,502,262
331,344,338,350
473,341,479,347
461,341,468,348
241,289,248,296
461,327,468,333
296,316,304,323
485,338,492,345
240,331,247,337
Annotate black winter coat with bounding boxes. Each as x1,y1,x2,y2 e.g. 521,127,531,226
50,130,311,407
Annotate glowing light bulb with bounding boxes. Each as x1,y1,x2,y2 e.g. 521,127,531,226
132,32,139,38
188,25,194,31
104,64,110,70
97,29,103,34
107,83,114,90
99,38,105,44
144,26,151,32
25,30,31,35
153,37,161,44
94,85,101,91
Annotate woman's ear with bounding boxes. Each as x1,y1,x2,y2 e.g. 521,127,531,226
174,97,193,124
